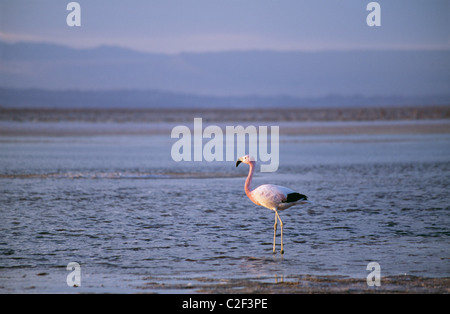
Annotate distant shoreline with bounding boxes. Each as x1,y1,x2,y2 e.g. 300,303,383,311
1,106,449,136
1,119,449,137
1,105,449,123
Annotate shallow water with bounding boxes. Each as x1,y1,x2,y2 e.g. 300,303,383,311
0,132,449,293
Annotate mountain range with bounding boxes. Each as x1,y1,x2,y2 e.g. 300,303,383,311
0,41,449,108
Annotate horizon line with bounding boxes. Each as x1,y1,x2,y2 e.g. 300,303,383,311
1,37,450,56
2,86,450,100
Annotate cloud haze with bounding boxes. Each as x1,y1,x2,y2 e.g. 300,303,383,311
1,0,449,53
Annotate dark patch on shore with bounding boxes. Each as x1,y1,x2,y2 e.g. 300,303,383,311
1,106,449,123
138,275,450,294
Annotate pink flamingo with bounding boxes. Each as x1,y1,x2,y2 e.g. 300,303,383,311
236,155,309,254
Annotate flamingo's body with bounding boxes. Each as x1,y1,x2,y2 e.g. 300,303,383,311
236,155,308,254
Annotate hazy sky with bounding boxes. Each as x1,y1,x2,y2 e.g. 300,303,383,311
1,0,449,53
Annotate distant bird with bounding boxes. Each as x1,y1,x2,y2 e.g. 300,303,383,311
236,155,309,254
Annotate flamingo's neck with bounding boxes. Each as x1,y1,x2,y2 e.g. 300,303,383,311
245,161,256,201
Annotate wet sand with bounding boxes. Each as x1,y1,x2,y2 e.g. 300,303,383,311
1,106,449,123
0,106,449,136
138,275,450,294
2,269,448,294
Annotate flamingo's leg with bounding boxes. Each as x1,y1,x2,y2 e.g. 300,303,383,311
273,212,277,253
276,211,284,254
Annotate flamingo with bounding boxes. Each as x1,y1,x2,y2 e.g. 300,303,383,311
236,155,309,254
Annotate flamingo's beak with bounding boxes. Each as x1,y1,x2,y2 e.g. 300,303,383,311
235,159,242,167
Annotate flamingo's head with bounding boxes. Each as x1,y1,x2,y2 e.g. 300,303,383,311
236,155,255,167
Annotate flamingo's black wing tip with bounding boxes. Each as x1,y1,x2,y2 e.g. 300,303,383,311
284,193,308,203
